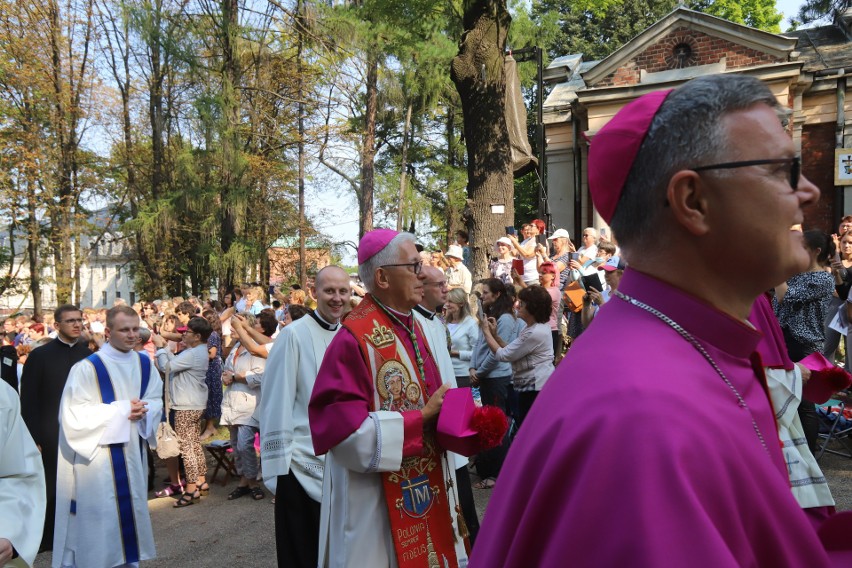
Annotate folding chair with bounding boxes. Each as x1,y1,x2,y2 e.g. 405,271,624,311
205,439,238,485
815,400,852,460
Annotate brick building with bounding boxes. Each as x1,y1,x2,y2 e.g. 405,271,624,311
544,7,852,237
267,236,331,286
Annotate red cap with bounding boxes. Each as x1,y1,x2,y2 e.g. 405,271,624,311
588,89,673,223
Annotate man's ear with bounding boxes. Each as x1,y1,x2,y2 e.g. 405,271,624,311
666,170,711,236
374,268,391,291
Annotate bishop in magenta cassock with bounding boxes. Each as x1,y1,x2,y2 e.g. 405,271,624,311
471,75,852,566
309,229,470,568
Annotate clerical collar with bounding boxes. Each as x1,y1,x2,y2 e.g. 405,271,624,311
55,335,79,348
384,304,412,318
413,305,435,320
309,310,339,331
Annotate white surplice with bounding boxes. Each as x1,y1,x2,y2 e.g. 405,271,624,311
0,380,45,567
259,314,338,497
765,366,835,509
53,343,163,568
413,308,468,469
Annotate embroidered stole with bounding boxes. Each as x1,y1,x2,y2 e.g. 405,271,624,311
344,295,462,568
86,352,150,565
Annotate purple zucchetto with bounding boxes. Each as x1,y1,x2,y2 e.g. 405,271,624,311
588,89,672,224
357,228,399,265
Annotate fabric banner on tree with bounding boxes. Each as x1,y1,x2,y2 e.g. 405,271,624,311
505,54,538,178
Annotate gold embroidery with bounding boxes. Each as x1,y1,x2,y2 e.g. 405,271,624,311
365,320,395,348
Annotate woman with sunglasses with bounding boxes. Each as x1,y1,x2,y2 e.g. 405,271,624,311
153,316,212,507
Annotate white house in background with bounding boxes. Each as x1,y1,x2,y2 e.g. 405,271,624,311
0,211,137,313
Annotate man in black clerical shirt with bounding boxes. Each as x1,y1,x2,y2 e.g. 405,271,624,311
20,304,91,552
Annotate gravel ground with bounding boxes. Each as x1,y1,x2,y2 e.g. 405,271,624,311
33,444,852,567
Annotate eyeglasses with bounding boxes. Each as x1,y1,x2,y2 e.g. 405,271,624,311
423,281,448,288
691,156,801,190
60,318,83,325
381,260,423,275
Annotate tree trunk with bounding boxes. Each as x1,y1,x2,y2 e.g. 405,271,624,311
451,0,513,282
149,0,165,203
48,0,75,304
397,102,413,232
359,50,378,238
445,106,460,248
297,0,307,288
219,0,243,290
25,178,41,314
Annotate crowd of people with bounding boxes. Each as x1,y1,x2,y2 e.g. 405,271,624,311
3,73,852,568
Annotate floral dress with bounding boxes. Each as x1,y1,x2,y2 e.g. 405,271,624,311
202,330,224,419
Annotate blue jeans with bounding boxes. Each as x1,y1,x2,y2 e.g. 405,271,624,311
229,424,259,480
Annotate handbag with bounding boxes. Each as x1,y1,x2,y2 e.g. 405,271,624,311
562,280,585,313
156,372,181,459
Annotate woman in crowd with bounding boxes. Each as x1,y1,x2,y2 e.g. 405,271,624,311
221,312,273,501
153,316,212,507
289,288,307,308
219,291,237,348
536,263,562,361
16,344,31,388
508,223,540,286
489,237,515,285
245,287,265,315
26,323,46,344
200,309,224,441
827,229,852,362
444,288,479,388
564,241,616,342
538,228,575,290
469,279,521,489
159,314,181,354
142,302,160,332
483,285,554,428
576,227,599,262
231,309,279,358
431,250,449,270
775,229,836,453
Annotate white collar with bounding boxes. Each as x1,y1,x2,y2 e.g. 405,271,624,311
99,342,136,363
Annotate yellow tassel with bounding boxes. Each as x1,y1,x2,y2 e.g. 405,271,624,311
456,504,470,541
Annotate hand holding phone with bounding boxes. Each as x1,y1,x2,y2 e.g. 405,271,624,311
505,226,516,236
512,258,524,275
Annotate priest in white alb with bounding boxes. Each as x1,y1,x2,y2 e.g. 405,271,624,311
0,379,45,567
53,306,162,568
259,265,351,568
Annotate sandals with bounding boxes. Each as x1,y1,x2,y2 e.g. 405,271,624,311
473,478,496,490
228,486,253,500
173,490,200,508
251,486,265,500
155,484,183,498
199,482,210,496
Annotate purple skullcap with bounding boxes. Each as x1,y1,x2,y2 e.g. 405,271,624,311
357,228,399,265
588,89,673,224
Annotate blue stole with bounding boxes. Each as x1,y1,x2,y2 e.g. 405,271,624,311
85,351,151,565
